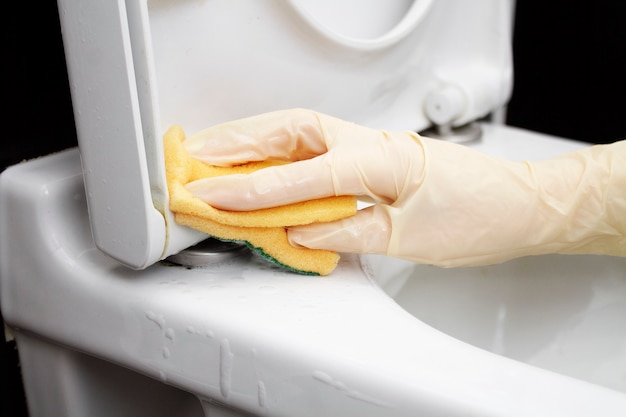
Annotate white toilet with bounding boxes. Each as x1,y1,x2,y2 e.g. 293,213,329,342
2,1,626,416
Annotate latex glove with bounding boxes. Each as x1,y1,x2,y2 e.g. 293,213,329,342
183,108,626,267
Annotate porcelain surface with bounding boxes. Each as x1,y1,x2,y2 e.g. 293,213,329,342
1,124,625,416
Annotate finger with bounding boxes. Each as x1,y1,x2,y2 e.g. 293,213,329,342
185,156,336,211
183,109,337,166
287,205,391,255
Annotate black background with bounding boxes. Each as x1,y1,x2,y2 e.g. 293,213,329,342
507,0,626,144
3,1,625,416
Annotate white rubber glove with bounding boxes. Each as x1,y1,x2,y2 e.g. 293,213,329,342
183,108,626,267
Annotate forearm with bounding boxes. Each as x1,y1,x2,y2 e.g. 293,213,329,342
389,138,626,267
533,140,626,258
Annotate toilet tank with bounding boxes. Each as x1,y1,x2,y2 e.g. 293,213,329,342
57,0,514,269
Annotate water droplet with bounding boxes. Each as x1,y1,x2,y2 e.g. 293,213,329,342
258,285,277,294
312,370,333,385
333,380,347,391
165,328,175,341
145,311,166,330
312,370,391,407
257,380,267,407
162,347,171,359
220,339,233,398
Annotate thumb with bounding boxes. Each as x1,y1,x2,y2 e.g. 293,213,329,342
287,205,391,255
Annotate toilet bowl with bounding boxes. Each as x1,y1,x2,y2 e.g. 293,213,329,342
2,123,626,417
4,1,625,415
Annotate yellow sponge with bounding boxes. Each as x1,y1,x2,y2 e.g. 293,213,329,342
164,125,357,275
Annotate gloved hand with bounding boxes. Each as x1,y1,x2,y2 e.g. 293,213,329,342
183,108,626,267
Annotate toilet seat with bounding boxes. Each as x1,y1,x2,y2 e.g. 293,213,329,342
3,133,626,416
